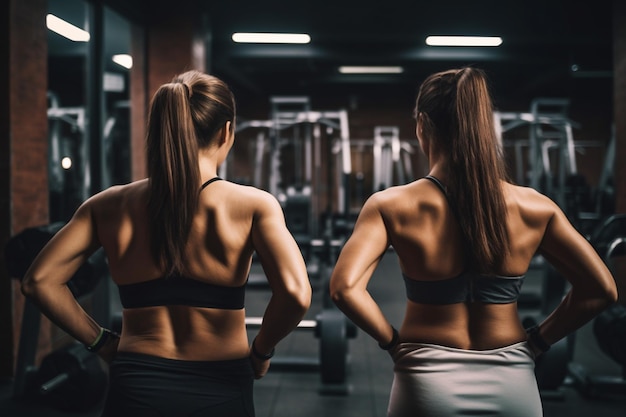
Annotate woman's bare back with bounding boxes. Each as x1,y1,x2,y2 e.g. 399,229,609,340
89,179,275,360
380,179,557,350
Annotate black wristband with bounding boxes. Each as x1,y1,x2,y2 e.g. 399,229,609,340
86,328,115,353
251,338,275,360
526,324,551,353
379,326,399,350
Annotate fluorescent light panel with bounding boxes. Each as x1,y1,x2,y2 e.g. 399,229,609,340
46,14,90,42
112,54,133,69
339,66,404,74
425,36,502,47
232,33,311,44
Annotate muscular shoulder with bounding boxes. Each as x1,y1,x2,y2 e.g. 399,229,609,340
86,180,147,209
211,181,282,217
368,179,445,218
504,183,559,226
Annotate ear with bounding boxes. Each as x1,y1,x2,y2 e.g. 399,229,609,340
218,121,233,145
416,112,424,139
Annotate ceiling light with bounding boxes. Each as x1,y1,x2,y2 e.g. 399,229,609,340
232,33,311,44
46,14,90,42
425,36,502,47
112,54,133,69
61,157,72,170
339,66,404,74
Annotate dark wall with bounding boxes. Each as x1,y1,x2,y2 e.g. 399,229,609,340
1,0,49,377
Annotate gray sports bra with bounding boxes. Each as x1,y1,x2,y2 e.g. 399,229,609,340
403,272,525,304
402,176,525,305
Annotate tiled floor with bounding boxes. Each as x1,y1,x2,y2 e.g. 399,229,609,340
1,250,624,416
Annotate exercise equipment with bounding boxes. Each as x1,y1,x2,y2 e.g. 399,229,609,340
5,223,109,411
493,98,608,212
33,342,107,411
566,125,616,235
373,126,407,191
349,130,418,212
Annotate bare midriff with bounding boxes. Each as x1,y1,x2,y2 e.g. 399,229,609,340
400,301,527,350
118,306,250,361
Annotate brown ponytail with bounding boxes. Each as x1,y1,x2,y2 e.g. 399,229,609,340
146,71,235,275
416,67,509,273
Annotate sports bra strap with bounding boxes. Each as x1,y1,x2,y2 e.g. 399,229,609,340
424,175,447,195
424,175,456,213
200,177,222,191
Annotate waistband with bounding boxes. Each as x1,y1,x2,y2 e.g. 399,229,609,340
391,341,535,366
113,351,252,373
396,341,530,355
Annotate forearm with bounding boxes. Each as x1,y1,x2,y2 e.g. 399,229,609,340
253,291,310,354
331,287,394,346
22,282,102,346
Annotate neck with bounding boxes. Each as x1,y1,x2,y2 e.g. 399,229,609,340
427,151,449,182
198,150,220,182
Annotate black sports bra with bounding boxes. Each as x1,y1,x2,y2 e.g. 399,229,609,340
118,275,246,309
402,176,525,305
118,177,246,310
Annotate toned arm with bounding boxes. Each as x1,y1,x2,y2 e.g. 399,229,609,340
535,198,618,351
250,191,312,377
21,195,118,360
329,194,396,347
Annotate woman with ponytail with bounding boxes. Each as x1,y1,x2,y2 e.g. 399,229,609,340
22,70,311,417
330,67,617,416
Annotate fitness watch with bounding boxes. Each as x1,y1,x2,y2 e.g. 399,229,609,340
526,324,551,353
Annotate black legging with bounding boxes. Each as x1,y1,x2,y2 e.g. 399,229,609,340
101,352,255,417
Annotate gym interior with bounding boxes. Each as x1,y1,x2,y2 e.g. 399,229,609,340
1,0,625,416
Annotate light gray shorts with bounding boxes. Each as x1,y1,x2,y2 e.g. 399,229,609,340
388,341,542,417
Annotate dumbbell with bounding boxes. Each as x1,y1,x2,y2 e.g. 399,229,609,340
33,343,107,412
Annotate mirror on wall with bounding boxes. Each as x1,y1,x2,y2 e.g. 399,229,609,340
102,6,131,188
47,0,132,222
47,0,90,222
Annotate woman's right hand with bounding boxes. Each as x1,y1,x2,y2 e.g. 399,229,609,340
249,353,271,379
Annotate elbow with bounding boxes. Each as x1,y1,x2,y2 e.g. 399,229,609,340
598,272,619,307
20,274,38,299
603,281,619,306
574,278,619,311
296,287,312,313
289,279,313,314
329,280,354,309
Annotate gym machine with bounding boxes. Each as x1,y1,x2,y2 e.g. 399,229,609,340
373,126,407,192
495,99,583,206
350,129,418,209
5,223,109,412
495,98,614,234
